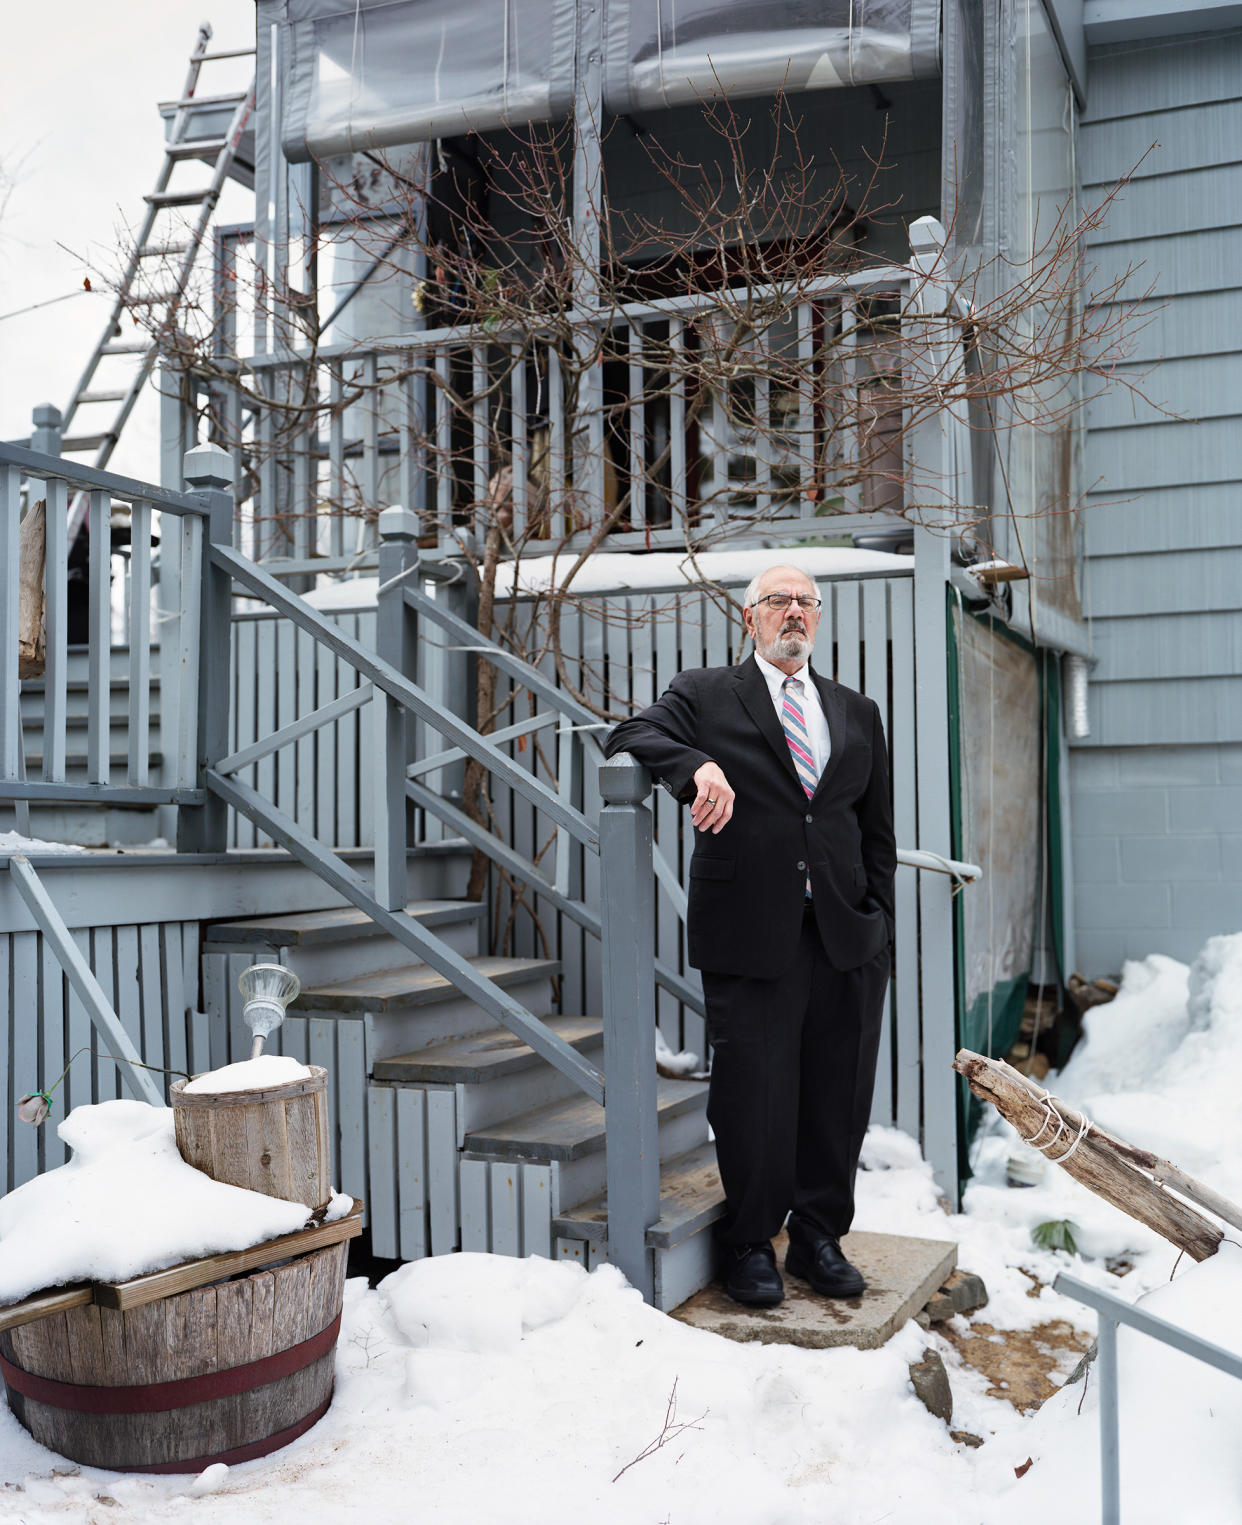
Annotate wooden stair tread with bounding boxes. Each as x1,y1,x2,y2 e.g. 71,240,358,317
205,898,483,949
293,956,561,1013
553,1141,723,1248
373,1015,603,1084
464,1077,706,1163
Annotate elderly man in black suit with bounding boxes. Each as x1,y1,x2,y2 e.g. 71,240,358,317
605,563,896,1307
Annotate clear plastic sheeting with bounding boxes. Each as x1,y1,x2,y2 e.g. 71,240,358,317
278,0,577,162
603,0,942,115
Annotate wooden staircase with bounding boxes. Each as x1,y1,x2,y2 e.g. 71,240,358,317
10,648,164,845
203,878,723,1311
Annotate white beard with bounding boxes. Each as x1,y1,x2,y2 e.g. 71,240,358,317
756,627,814,664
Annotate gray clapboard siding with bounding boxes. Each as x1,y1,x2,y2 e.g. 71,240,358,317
1072,30,1242,969
1085,31,1242,119
1085,354,1242,429
1086,419,1239,492
1090,228,1242,303
1085,162,1242,244
1086,549,1242,619
1091,612,1242,680
1083,486,1240,556
1081,96,1242,181
1088,677,1242,747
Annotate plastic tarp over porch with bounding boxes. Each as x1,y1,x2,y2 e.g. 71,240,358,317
272,0,942,161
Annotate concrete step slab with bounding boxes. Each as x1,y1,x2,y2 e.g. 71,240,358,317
671,1229,957,1349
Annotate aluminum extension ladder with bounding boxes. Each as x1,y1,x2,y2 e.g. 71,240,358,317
60,22,255,537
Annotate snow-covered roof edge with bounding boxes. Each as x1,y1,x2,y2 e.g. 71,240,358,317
304,547,913,611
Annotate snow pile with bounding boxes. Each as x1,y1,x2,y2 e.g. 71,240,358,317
981,1242,1242,1524
655,1028,701,1076
0,832,86,855
0,1101,310,1306
184,1054,315,1094
3,934,1242,1522
967,934,1242,1274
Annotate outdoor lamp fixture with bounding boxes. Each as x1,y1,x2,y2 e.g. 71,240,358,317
238,963,301,1060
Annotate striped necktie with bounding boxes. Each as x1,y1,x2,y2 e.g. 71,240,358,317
781,676,818,898
781,676,820,799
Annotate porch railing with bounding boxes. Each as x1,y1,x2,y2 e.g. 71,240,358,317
0,439,211,817
179,244,967,580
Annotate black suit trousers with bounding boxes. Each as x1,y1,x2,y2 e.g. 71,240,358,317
702,906,890,1247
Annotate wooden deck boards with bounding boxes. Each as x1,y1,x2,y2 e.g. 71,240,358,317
373,1015,603,1084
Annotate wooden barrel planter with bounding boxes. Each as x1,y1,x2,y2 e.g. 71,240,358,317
170,1067,331,1211
0,1240,347,1472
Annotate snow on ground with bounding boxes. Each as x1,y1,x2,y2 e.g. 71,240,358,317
3,933,1242,1523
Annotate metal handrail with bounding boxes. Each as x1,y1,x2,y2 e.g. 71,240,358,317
1055,1271,1242,1525
897,848,982,882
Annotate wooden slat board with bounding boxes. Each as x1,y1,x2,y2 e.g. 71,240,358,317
92,1199,362,1310
0,1205,361,1334
0,938,9,1193
1,919,204,1193
0,1284,94,1336
40,938,67,1171
11,933,39,1186
396,1086,428,1260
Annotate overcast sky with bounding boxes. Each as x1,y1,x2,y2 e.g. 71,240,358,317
0,1,256,475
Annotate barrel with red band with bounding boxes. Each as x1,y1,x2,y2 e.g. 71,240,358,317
0,1313,340,1414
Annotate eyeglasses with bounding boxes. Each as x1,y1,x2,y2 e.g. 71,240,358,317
752,593,823,612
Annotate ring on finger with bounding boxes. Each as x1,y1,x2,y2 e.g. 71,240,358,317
706,797,716,806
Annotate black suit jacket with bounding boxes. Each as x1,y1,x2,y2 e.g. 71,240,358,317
605,655,896,979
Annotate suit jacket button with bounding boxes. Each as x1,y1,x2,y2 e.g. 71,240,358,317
797,860,806,872
805,813,813,824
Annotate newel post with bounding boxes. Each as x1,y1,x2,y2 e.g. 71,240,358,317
374,506,419,909
598,752,660,1304
177,445,235,854
31,403,63,457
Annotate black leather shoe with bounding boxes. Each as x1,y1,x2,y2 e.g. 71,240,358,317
721,1242,784,1307
785,1234,866,1298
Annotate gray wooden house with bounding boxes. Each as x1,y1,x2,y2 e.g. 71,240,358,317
4,0,1232,1306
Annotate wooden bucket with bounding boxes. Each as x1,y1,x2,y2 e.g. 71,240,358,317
170,1067,331,1211
0,1241,346,1473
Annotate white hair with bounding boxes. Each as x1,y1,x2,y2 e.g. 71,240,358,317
742,565,823,611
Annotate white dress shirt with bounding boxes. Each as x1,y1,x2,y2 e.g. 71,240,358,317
753,652,831,779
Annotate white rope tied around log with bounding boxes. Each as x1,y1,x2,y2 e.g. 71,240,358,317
1020,1087,1094,1163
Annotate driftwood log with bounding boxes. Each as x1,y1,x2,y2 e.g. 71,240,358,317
955,1048,1232,1263
18,499,46,679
